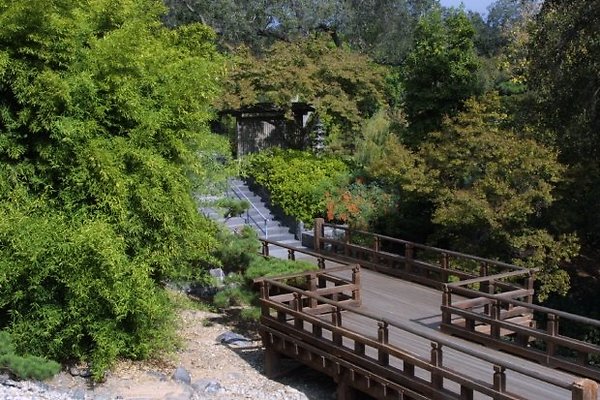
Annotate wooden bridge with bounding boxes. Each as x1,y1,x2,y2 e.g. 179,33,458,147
256,219,599,400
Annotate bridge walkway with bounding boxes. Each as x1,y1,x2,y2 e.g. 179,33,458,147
258,227,599,400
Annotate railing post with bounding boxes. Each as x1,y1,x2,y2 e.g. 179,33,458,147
293,293,303,330
527,270,535,304
571,379,598,400
493,365,506,393
405,243,414,274
344,229,351,256
440,252,449,283
314,218,324,251
332,307,343,346
460,385,474,400
491,300,501,338
352,265,361,305
547,314,558,361
480,262,491,315
308,273,318,308
431,342,444,390
442,285,451,326
262,241,269,257
260,281,270,316
374,235,381,252
378,321,389,366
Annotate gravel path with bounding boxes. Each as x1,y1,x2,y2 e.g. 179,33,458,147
0,308,336,400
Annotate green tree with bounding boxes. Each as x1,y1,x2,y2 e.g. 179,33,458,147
163,0,435,64
0,0,226,378
403,8,482,145
163,0,347,52
343,0,436,65
219,35,387,154
527,0,600,247
420,93,578,300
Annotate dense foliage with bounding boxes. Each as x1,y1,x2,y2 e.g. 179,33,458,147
528,0,600,248
213,227,317,318
0,0,226,379
243,149,349,223
403,8,482,143
419,94,579,300
163,0,436,64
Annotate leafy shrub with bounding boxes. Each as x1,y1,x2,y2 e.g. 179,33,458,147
216,198,251,219
215,226,261,273
212,228,318,319
0,205,178,380
0,331,60,380
245,258,316,281
325,182,395,230
243,149,350,223
0,0,225,381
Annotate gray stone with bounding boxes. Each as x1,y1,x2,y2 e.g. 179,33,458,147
216,331,252,348
69,365,92,378
172,366,191,385
192,379,222,394
209,268,225,287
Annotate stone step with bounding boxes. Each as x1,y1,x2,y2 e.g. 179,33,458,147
203,178,303,253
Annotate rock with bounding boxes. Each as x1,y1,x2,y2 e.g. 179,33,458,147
192,379,222,395
209,268,225,287
69,365,92,378
172,366,191,385
215,331,253,348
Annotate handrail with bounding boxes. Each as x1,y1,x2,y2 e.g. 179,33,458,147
229,180,269,238
259,276,576,391
321,222,528,272
446,284,600,328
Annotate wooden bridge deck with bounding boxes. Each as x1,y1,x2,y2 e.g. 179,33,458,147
257,222,599,400
334,267,579,399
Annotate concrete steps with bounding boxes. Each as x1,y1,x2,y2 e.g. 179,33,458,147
202,179,308,254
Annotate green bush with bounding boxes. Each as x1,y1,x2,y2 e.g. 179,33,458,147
243,149,350,223
0,0,225,381
216,198,251,219
215,226,261,273
245,257,316,281
212,228,318,319
0,331,60,381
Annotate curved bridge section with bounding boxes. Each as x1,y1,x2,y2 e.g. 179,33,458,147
256,219,599,400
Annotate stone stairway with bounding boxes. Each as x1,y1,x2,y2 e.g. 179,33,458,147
202,179,307,259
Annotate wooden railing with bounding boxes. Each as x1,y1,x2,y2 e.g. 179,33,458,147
313,219,533,293
257,268,598,400
442,279,600,382
312,220,600,382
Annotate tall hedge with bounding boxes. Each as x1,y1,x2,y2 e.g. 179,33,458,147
0,0,226,379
